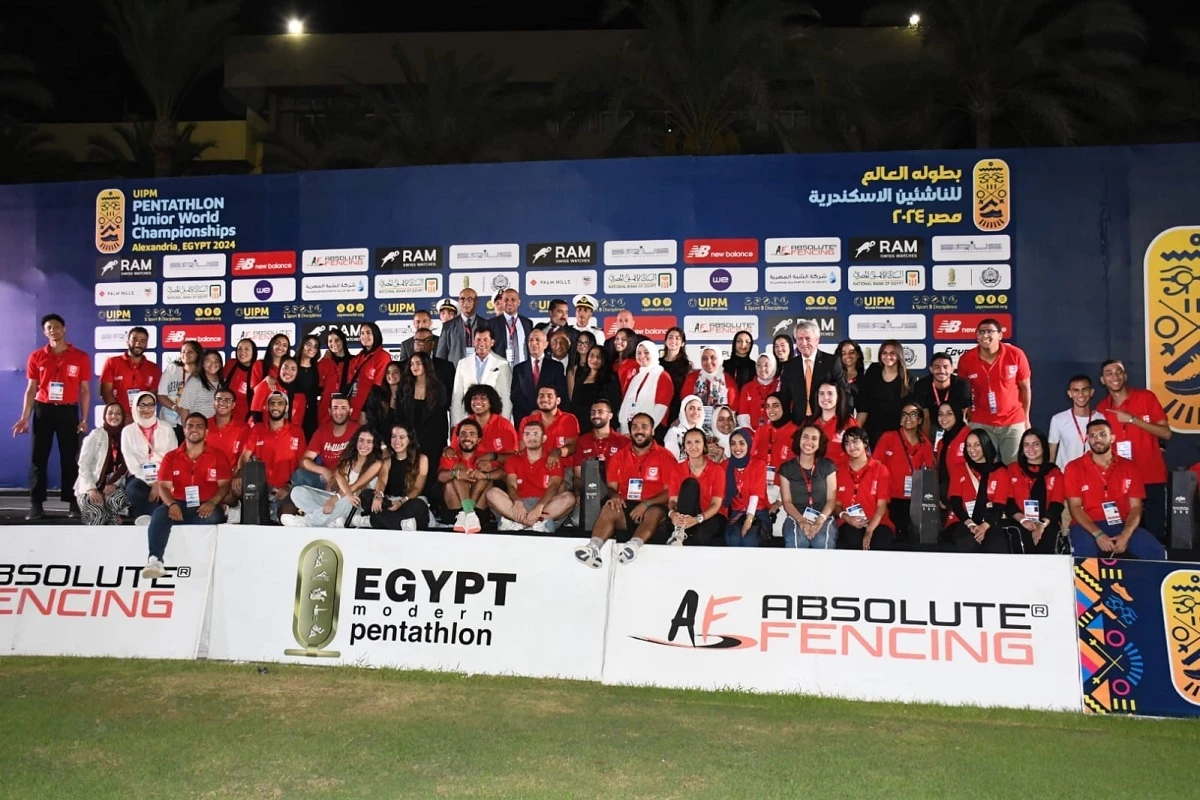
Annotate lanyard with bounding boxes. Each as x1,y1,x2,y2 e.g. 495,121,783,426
848,462,869,501
1071,412,1090,444
797,462,815,499
138,423,158,459
932,381,948,408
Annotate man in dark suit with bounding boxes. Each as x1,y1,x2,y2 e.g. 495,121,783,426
487,288,535,366
396,309,439,361
782,319,845,424
534,298,578,349
436,288,484,364
510,328,567,423
402,327,456,391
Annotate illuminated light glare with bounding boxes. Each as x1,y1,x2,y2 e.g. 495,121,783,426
287,18,305,35
908,13,921,26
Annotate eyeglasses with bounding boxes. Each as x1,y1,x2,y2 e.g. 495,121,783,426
214,397,234,404
136,401,156,408
977,328,1000,335
900,411,921,419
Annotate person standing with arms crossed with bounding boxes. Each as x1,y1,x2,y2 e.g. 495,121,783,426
13,314,91,520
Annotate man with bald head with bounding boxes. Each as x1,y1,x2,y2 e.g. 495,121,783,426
487,288,534,366
437,287,484,363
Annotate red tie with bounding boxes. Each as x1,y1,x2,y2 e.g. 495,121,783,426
533,358,541,384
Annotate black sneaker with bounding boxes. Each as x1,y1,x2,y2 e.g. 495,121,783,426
67,501,81,519
25,503,45,521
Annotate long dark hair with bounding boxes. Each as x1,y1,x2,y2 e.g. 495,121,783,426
261,334,291,376
339,427,384,479
1017,428,1052,475
198,349,224,392
837,338,865,379
574,344,615,388
613,327,638,362
389,423,420,494
298,334,321,367
400,351,443,407
359,321,383,354
811,380,854,430
175,340,203,371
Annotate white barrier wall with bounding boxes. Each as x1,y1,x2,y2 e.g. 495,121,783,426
206,527,612,680
0,526,217,659
602,548,1082,711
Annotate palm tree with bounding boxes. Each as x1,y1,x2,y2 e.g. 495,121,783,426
866,0,1147,148
87,120,215,178
98,0,240,177
0,123,71,183
348,44,520,166
598,0,818,156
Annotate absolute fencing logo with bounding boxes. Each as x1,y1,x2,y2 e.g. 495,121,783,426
0,561,188,618
284,540,345,657
633,589,1048,664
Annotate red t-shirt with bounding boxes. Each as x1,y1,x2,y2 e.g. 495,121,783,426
317,354,349,426
519,410,581,451
101,353,162,414
812,414,859,470
206,419,248,468
735,378,780,429
668,457,727,508
574,431,630,466
506,451,565,499
221,361,261,422
751,422,798,475
947,463,1010,524
874,430,935,499
607,443,675,502
347,348,392,418
243,422,307,487
727,458,769,513
158,444,232,504
1064,454,1145,523
616,358,640,393
935,425,970,479
836,459,892,528
955,343,1031,427
1096,389,1168,485
27,343,90,404
306,423,355,469
1007,462,1065,507
451,414,519,457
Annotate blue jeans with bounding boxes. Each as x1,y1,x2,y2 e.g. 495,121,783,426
783,516,836,549
147,503,225,560
1069,521,1167,560
724,511,771,547
290,467,328,491
125,477,158,520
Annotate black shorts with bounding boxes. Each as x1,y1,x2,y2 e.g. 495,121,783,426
618,498,667,534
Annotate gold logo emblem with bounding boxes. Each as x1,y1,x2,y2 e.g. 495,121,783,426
95,189,125,254
284,539,344,657
1161,568,1200,706
972,159,1010,232
1145,227,1200,431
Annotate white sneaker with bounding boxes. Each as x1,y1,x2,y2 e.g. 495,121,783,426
617,538,643,564
452,511,467,532
400,519,417,531
668,525,688,546
351,513,372,528
225,504,241,524
573,540,602,569
531,520,550,533
134,515,152,526
142,556,166,579
497,516,522,531
280,513,306,528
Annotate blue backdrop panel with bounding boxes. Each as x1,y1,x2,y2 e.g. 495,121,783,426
0,145,1198,490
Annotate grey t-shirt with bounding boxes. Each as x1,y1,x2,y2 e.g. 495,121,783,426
779,457,836,510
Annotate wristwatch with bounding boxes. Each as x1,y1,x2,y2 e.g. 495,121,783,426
695,513,704,524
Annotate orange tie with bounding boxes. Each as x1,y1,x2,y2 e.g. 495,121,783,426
804,357,813,417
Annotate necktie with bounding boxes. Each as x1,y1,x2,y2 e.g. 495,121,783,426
506,317,518,365
533,358,541,384
804,357,814,417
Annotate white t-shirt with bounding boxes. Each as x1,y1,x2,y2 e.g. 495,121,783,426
157,362,186,427
1047,408,1104,470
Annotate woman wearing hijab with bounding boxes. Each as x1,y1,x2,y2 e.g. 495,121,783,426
349,321,391,423
665,394,705,461
1007,428,1066,554
933,401,971,518
735,351,780,428
617,340,673,430
318,328,353,427
873,400,935,544
222,338,259,422
723,428,770,547
709,405,737,462
946,428,1017,553
723,330,757,388
681,347,736,413
75,402,130,526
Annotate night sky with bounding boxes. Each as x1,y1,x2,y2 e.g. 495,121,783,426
2,0,1194,123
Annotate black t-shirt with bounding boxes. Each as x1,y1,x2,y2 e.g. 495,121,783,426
779,457,836,510
911,374,972,415
856,364,906,446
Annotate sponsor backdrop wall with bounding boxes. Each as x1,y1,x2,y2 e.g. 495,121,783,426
1,144,1199,488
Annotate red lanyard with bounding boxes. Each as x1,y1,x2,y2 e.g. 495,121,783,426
848,462,869,501
138,423,158,459
797,461,815,502
1071,412,1089,444
932,382,947,407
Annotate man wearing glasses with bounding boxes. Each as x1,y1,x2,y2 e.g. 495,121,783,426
955,319,1031,464
396,309,439,361
436,287,482,363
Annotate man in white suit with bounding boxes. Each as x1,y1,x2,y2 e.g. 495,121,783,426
452,327,513,426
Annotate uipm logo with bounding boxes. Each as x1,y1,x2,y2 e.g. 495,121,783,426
284,539,345,657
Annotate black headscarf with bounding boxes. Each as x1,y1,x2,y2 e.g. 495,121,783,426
723,329,756,387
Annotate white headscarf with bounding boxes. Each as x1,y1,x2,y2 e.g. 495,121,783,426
665,393,705,461
693,347,730,406
755,352,778,385
618,341,667,428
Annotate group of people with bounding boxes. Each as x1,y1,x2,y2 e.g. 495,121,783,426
13,301,1174,577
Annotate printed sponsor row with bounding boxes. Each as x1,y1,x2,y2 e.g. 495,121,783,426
93,236,1012,282
93,263,1012,307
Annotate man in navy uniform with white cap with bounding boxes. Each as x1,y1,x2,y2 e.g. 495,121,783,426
571,294,605,344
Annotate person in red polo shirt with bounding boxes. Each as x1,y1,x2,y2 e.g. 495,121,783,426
946,428,1018,554
206,388,249,514
1096,359,1171,541
1065,418,1166,560
347,322,391,422
452,385,519,466
438,418,504,526
954,318,1031,464
100,326,162,417
293,394,356,490
873,400,935,544
239,392,307,520
1007,429,1065,555
575,413,674,567
13,314,92,520
723,428,770,546
487,421,575,532
519,385,580,463
142,413,231,579
665,428,727,546
834,428,893,550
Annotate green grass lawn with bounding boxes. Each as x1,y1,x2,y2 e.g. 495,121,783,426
0,658,1196,799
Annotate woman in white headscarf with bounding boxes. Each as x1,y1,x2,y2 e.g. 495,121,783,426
665,394,705,462
618,340,673,430
681,347,735,411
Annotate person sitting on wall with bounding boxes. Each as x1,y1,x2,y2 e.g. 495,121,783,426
438,418,504,528
239,392,307,521
121,390,179,525
356,424,431,530
487,420,576,532
664,428,728,546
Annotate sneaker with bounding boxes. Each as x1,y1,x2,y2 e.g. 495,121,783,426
280,513,306,528
573,540,602,569
617,538,643,564
141,556,166,580
668,525,688,546
351,513,372,528
531,520,550,533
134,514,152,526
225,504,241,524
25,502,45,521
67,501,81,519
497,516,522,531
452,511,467,532
400,519,417,531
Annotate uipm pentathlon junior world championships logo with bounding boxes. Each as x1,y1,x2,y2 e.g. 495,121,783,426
284,539,345,657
